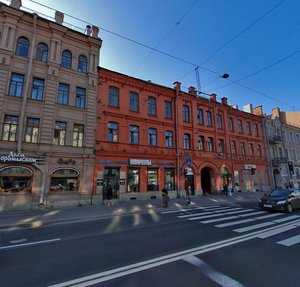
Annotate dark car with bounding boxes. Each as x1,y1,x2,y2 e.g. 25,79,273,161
258,189,300,213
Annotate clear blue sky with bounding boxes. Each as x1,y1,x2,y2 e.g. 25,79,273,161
16,0,300,114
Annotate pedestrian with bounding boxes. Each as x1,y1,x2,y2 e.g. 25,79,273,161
162,185,169,207
223,183,228,196
227,182,233,196
186,186,191,204
106,182,114,206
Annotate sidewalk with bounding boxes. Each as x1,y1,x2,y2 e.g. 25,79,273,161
0,192,261,229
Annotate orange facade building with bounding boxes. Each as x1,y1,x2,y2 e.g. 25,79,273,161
94,68,270,201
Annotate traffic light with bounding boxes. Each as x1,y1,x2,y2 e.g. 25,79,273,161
251,168,256,175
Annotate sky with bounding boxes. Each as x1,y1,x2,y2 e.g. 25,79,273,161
7,0,300,114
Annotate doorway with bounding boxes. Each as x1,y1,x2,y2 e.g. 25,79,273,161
201,167,212,194
103,167,120,199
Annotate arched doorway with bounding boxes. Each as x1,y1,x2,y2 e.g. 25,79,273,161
201,167,212,194
273,169,281,188
0,166,33,193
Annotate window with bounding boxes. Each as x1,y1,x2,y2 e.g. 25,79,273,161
108,122,119,142
148,97,157,116
165,101,172,118
257,144,262,156
184,133,191,149
197,109,204,125
75,87,86,108
130,92,139,112
25,118,39,143
36,42,48,62
249,143,254,155
198,135,205,150
147,169,158,191
246,122,251,135
127,168,140,192
109,86,119,107
148,128,157,146
53,121,67,145
237,119,243,133
216,114,223,129
2,115,18,141
15,36,29,57
78,55,87,72
231,140,237,154
240,142,246,155
253,123,259,136
207,137,214,152
31,78,44,101
57,83,69,105
206,111,212,126
61,50,72,69
183,105,190,122
165,130,173,148
229,117,234,132
129,125,139,144
218,139,225,153
9,73,24,97
73,124,84,147
164,169,175,190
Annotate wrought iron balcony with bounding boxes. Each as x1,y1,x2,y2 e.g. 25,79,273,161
268,135,282,144
272,157,288,165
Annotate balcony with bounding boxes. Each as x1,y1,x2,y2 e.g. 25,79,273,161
269,135,282,144
272,157,288,165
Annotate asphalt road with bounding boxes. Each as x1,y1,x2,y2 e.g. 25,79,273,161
1,199,300,287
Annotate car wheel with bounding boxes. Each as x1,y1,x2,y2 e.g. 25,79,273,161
286,203,293,213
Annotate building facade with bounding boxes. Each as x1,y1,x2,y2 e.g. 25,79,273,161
0,0,101,210
263,107,300,189
94,68,270,202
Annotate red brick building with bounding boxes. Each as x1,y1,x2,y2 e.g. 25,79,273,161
94,68,270,201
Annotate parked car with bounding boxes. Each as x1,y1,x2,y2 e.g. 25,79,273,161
258,188,300,213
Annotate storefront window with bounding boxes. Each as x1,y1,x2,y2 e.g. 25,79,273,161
164,169,175,190
50,168,79,192
147,169,158,191
127,168,140,192
0,166,32,193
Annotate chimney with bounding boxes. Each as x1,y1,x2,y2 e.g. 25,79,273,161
243,104,253,113
188,86,197,96
210,93,217,102
55,11,64,25
85,25,92,36
92,25,99,38
253,105,264,116
272,107,280,119
221,97,228,105
173,81,181,93
10,0,21,9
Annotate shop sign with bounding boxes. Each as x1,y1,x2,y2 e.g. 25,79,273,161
0,151,38,164
96,179,103,186
244,164,256,170
120,178,125,185
129,159,152,166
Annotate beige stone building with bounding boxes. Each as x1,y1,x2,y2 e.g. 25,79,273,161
0,0,101,210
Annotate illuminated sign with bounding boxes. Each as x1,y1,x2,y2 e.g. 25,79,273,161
129,159,152,166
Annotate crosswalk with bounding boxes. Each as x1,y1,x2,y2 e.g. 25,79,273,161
161,205,300,247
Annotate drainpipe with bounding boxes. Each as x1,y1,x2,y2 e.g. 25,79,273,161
17,13,38,153
174,82,181,198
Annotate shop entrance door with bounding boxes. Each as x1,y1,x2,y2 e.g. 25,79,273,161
103,167,119,199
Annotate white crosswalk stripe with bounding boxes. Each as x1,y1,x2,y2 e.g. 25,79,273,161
161,204,300,247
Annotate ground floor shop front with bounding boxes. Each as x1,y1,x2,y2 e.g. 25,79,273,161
0,151,94,211
94,156,271,202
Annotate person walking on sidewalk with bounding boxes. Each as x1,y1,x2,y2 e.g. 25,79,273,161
186,186,191,204
162,185,169,207
227,182,233,197
106,182,114,206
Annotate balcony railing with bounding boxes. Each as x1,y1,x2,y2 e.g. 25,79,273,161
272,157,288,165
269,135,282,144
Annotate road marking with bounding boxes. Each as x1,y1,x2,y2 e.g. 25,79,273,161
273,215,299,223
201,216,239,224
188,213,226,220
9,238,27,244
183,256,245,287
215,218,255,228
255,213,283,220
277,234,300,246
225,209,253,215
49,222,298,287
234,222,275,233
239,211,266,217
258,225,297,239
0,238,61,250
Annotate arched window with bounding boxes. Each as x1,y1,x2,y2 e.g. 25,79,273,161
78,55,87,72
61,50,72,69
36,42,48,62
15,36,30,57
50,168,79,192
